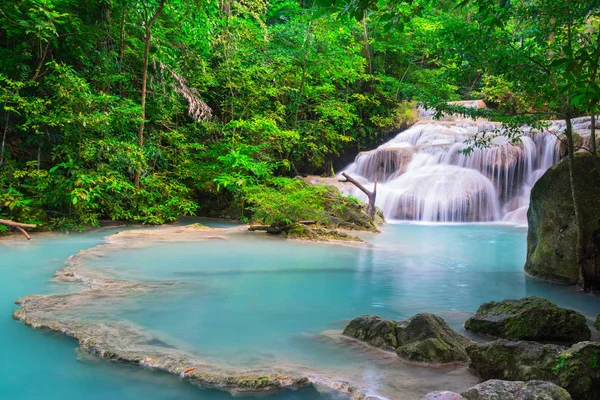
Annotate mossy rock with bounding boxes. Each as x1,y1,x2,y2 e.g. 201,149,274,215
464,296,591,343
595,314,600,333
460,380,572,400
525,153,600,288
395,313,473,363
321,185,382,232
342,315,398,351
343,313,473,363
285,224,363,242
467,340,600,400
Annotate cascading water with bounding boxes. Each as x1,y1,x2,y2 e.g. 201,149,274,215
340,103,584,225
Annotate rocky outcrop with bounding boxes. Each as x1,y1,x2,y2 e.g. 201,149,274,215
467,339,600,399
525,153,600,289
422,380,572,400
343,313,473,363
464,296,591,343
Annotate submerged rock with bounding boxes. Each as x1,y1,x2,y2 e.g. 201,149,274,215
467,339,600,400
343,313,473,363
464,296,590,343
525,153,600,289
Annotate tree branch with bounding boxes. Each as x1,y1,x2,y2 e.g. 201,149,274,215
0,219,36,240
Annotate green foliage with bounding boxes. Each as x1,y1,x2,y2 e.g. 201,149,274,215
245,178,330,226
7,0,593,229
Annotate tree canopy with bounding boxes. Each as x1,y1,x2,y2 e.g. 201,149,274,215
0,0,598,233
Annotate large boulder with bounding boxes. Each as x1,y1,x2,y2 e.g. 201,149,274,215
343,313,473,363
467,340,600,400
461,380,571,400
342,315,398,351
525,153,600,289
395,313,473,363
464,296,590,343
421,380,571,400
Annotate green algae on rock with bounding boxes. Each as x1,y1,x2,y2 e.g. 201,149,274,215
396,313,473,363
466,339,600,400
342,315,399,351
464,296,591,343
525,153,600,288
343,313,473,364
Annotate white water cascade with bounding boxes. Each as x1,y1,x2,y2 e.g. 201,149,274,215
339,103,589,225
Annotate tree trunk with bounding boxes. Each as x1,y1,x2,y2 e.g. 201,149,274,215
0,219,37,240
362,12,372,75
0,110,9,167
134,0,165,189
339,172,377,219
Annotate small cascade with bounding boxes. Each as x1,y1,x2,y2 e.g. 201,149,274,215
341,104,575,225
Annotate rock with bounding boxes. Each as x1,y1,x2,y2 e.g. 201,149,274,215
343,313,473,363
322,185,382,232
467,340,600,400
464,296,591,343
422,391,467,400
395,313,473,363
466,340,563,382
595,314,600,333
342,315,398,351
461,380,571,400
525,153,600,289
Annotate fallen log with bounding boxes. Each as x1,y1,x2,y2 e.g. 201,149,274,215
0,219,37,240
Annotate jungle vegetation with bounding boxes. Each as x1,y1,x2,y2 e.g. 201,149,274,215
0,0,599,237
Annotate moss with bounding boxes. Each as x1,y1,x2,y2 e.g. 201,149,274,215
285,224,363,242
526,153,600,287
465,296,591,343
185,223,211,230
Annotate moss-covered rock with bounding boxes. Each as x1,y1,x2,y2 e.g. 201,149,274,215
467,340,600,400
285,224,363,242
343,313,473,363
342,315,399,351
595,314,600,333
422,380,572,400
525,153,600,288
461,380,571,400
464,296,590,343
395,313,473,363
320,185,383,232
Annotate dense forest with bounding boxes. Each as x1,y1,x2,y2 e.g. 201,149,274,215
1,0,599,231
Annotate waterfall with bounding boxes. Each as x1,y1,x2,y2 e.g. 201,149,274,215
341,106,573,225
